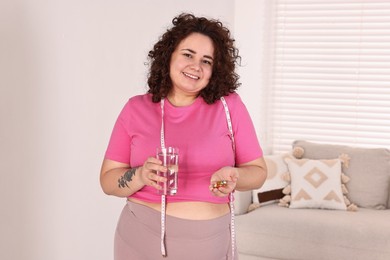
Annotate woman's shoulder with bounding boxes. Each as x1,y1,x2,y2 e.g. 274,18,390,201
120,94,156,115
221,92,252,119
127,93,154,105
222,92,244,106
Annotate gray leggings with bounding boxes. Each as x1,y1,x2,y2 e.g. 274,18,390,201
114,201,237,260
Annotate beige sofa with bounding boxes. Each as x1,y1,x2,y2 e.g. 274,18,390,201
234,140,390,260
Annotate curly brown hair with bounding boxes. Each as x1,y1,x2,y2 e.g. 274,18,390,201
147,13,241,104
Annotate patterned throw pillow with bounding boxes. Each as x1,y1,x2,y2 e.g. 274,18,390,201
286,158,346,210
278,151,357,211
293,140,390,210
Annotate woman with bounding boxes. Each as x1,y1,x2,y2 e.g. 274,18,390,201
100,13,267,260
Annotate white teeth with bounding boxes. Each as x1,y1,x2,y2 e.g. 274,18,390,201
183,72,199,80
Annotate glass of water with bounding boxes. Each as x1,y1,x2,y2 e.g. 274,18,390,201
156,147,179,195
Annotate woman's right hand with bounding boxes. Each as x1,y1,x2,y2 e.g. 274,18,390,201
138,157,168,190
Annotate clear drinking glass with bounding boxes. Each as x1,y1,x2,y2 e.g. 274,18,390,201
156,147,179,195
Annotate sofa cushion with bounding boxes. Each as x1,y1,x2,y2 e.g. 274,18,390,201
252,153,291,204
285,157,347,210
293,140,390,210
236,204,390,260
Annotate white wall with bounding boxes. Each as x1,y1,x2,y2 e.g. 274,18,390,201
234,0,273,154
0,0,268,259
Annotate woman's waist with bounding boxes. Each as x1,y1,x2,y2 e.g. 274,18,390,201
127,197,230,220
133,183,230,204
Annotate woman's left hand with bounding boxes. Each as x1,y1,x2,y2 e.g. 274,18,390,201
209,166,239,197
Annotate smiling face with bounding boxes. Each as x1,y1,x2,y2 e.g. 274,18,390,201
169,33,214,104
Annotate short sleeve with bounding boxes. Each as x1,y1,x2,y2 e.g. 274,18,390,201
104,101,131,164
227,94,263,164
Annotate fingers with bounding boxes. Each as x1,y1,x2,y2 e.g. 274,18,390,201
140,157,167,189
209,167,239,197
209,166,239,197
209,181,236,197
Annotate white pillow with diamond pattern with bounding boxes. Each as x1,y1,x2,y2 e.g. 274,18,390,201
285,157,346,210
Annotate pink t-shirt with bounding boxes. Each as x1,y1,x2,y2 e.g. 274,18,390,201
104,93,263,203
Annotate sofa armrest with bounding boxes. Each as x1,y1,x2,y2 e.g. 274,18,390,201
234,190,252,215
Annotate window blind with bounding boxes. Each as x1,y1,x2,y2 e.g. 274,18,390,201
269,0,390,153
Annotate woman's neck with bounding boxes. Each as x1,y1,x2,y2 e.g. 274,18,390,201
167,92,198,107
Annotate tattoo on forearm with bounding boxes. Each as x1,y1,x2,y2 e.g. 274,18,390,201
118,168,136,188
